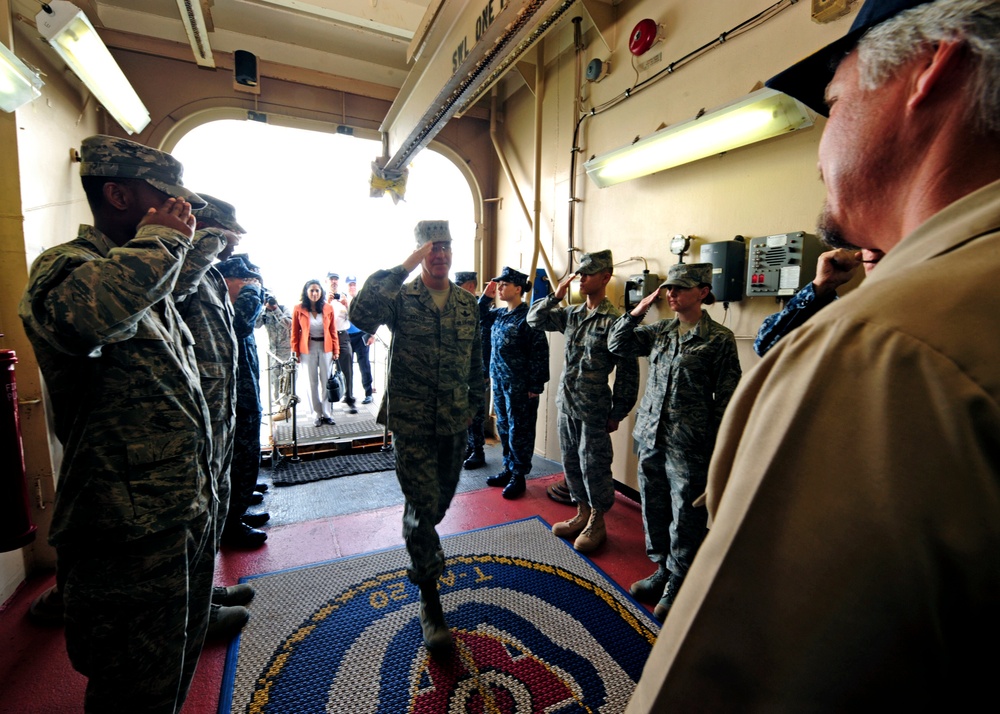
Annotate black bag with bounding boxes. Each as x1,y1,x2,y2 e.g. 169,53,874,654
326,363,346,403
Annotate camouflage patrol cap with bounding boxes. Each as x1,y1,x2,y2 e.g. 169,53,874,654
661,262,713,289
217,257,262,282
194,193,245,233
455,271,477,285
576,250,613,275
491,266,531,290
79,135,205,208
414,220,451,246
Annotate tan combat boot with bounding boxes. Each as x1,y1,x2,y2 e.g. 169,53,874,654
573,508,606,553
552,502,592,538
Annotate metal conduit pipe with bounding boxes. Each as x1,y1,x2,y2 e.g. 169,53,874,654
528,41,544,288
488,87,558,288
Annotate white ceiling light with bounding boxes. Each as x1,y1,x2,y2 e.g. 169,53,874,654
36,1,150,134
175,0,215,68
0,42,44,113
584,88,813,188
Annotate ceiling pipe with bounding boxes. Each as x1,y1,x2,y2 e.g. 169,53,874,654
489,86,557,290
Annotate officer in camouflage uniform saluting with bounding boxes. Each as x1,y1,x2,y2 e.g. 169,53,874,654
18,135,214,713
479,267,549,498
608,262,741,622
527,250,639,552
350,221,483,656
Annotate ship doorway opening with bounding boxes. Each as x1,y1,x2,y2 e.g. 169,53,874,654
172,119,478,457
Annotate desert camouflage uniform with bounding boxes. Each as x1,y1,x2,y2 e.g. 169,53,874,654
227,281,264,530
480,298,549,476
527,294,639,511
608,309,741,579
19,223,215,713
175,228,238,545
350,266,483,584
256,303,292,400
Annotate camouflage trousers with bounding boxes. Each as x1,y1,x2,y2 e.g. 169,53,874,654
636,436,709,578
57,510,215,713
225,407,261,528
210,416,234,548
393,431,465,585
493,379,539,477
466,379,489,453
558,411,616,512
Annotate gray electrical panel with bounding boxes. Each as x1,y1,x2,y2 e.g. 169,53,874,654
700,239,746,303
746,232,822,297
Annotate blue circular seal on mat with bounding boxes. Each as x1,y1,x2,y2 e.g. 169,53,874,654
249,554,657,712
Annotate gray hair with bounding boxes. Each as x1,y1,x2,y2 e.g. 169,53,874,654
856,0,1000,133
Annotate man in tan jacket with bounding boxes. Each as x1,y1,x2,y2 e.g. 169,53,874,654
627,0,1000,710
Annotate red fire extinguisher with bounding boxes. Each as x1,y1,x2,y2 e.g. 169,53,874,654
1,349,37,552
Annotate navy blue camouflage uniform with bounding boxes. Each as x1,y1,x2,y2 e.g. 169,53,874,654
479,297,549,477
222,262,264,533
753,281,837,357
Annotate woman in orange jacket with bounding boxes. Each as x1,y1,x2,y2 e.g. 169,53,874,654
291,279,340,426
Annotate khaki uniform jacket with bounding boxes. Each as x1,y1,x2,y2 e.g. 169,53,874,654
626,179,1000,711
19,225,213,546
350,266,483,437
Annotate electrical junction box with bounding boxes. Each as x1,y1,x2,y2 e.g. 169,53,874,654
812,0,852,24
700,240,746,303
625,271,662,311
746,232,822,297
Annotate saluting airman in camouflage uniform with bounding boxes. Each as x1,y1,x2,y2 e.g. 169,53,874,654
18,135,214,713
176,197,241,546
480,267,549,498
527,250,639,553
608,262,741,622
350,220,483,656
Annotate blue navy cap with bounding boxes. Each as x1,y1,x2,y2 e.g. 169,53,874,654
766,0,936,116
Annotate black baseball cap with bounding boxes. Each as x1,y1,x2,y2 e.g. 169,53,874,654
765,0,936,116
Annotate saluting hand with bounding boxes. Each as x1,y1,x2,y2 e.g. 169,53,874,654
553,273,576,300
403,242,434,272
630,287,661,318
139,197,196,239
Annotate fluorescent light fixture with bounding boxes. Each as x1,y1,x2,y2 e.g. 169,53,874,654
0,43,44,112
36,0,150,134
584,88,813,188
175,0,215,68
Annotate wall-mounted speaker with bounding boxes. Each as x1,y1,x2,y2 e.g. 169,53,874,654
234,50,258,87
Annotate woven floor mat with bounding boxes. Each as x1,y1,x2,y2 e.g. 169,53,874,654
271,450,396,485
221,518,658,713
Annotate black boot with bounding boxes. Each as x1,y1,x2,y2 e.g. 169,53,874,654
418,582,452,655
486,470,511,487
502,473,526,499
463,449,486,469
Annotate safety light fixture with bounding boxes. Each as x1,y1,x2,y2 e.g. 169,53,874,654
0,42,44,112
584,88,813,188
35,1,150,134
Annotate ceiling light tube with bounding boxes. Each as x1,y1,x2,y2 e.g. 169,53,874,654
584,88,813,188
0,42,44,112
36,0,150,134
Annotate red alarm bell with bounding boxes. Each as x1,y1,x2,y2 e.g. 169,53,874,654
629,18,659,56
